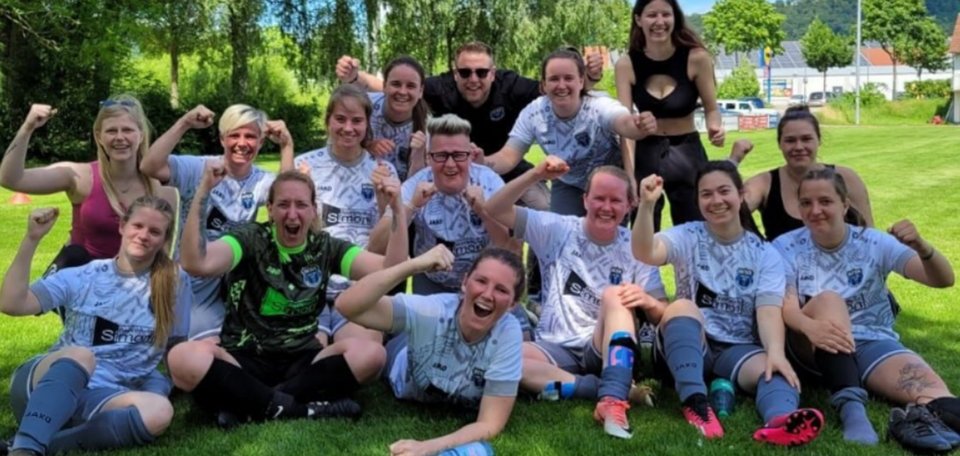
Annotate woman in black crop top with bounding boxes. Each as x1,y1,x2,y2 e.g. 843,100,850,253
615,0,723,231
729,106,874,240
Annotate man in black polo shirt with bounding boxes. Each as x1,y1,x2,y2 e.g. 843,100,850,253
336,42,604,210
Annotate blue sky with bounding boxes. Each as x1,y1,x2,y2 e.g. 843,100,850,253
681,0,775,14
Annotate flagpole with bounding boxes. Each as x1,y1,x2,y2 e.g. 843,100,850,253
855,0,862,125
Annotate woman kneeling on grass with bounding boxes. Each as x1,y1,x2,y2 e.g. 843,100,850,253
0,197,191,456
335,246,523,456
632,161,823,446
774,168,960,453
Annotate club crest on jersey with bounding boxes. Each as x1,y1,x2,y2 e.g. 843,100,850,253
609,267,623,285
470,211,483,226
361,183,375,201
735,268,754,288
574,131,591,147
241,191,255,210
847,268,863,286
489,107,505,122
301,266,321,288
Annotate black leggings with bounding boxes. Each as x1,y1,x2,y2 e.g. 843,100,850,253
634,132,708,231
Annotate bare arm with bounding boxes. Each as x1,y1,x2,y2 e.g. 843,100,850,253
837,166,874,227
336,245,452,332
335,55,384,91
691,48,724,147
1,105,82,196
756,305,799,387
631,175,669,265
0,208,58,316
144,105,215,183
484,158,565,230
615,57,637,191
349,177,410,278
391,395,515,456
742,170,770,213
179,162,235,277
483,145,525,176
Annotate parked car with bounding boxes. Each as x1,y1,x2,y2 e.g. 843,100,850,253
788,94,806,107
716,99,779,116
807,91,839,107
738,97,765,109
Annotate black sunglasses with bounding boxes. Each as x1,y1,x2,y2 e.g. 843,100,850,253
100,99,137,108
429,151,471,163
455,68,492,79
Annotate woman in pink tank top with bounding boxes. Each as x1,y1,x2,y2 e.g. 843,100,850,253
0,95,177,260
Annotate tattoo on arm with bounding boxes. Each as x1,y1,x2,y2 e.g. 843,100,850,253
896,362,936,396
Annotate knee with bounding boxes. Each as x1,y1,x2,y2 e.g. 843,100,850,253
57,346,96,374
804,291,847,317
340,339,387,382
137,396,174,437
661,299,700,323
166,341,216,390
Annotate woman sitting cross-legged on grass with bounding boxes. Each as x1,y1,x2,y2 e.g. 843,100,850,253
335,246,523,456
773,168,960,453
483,157,667,440
165,166,410,427
631,161,824,446
0,197,191,456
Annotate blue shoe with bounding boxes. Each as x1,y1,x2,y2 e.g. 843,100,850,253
912,404,960,449
889,406,952,453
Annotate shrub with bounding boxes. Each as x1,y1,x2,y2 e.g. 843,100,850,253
717,60,760,99
905,79,951,99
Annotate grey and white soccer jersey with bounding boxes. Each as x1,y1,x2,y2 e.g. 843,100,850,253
387,293,522,408
402,164,504,288
516,208,666,348
168,154,274,327
29,260,192,391
506,95,626,190
294,147,397,247
773,226,914,342
659,222,785,345
369,92,416,181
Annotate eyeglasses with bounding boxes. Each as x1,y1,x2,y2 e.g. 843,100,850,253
100,99,137,108
429,151,471,163
455,68,491,79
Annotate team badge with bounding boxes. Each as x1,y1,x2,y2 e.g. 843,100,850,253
574,131,590,147
735,268,754,288
470,211,483,226
361,183,375,201
847,268,863,286
241,191,255,210
301,266,321,288
609,267,623,285
471,367,486,387
489,107,505,122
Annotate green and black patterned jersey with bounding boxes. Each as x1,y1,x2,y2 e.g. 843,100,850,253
218,222,361,354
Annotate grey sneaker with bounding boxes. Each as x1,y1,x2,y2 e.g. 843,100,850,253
889,406,952,453
912,404,960,449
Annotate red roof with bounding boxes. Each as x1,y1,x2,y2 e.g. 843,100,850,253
950,14,960,54
861,48,895,65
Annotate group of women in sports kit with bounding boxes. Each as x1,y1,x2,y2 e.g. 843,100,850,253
0,0,957,454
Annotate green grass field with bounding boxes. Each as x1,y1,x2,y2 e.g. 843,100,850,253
1,125,959,455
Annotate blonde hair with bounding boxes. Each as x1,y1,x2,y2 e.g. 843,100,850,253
123,196,178,348
325,85,373,148
92,94,160,215
426,113,472,138
218,104,268,137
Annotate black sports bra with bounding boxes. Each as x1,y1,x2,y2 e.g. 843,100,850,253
628,47,699,119
761,165,860,240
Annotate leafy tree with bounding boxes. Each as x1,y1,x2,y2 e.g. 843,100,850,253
227,0,262,99
895,16,949,79
862,0,927,99
718,60,761,99
704,0,786,64
800,18,853,97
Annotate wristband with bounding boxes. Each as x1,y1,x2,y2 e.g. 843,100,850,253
920,248,936,261
587,74,602,83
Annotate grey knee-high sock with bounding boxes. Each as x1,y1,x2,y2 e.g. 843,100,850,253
755,374,799,424
661,317,706,401
597,331,634,401
831,387,878,445
13,358,90,454
48,406,155,453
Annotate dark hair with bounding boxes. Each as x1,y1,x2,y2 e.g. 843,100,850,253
383,56,428,134
586,165,636,206
695,160,763,238
122,196,177,348
540,47,590,98
777,105,821,143
455,41,495,64
798,167,867,227
628,0,706,52
464,247,526,301
325,84,374,148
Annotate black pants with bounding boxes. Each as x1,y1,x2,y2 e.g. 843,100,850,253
634,132,708,231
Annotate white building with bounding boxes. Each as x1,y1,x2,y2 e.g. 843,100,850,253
715,41,954,102
950,14,960,124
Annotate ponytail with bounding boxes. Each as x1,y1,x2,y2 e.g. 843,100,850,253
149,252,178,348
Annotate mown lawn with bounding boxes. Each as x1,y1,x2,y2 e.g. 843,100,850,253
1,125,959,455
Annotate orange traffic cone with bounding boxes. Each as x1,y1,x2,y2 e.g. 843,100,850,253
8,192,31,205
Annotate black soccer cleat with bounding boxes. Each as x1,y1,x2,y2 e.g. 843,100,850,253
306,398,362,420
888,406,952,453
